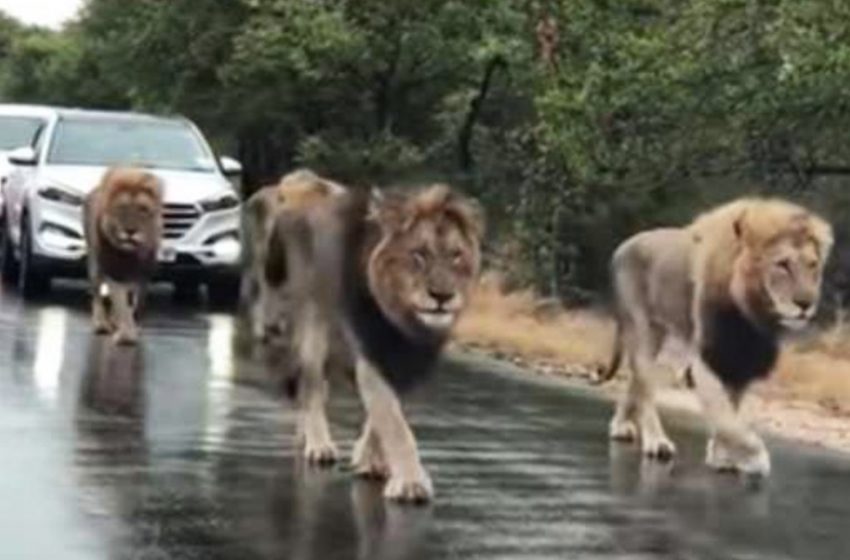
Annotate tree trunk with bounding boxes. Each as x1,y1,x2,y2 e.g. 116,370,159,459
458,55,507,171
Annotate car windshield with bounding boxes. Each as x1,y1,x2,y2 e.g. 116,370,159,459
47,117,216,172
0,116,44,151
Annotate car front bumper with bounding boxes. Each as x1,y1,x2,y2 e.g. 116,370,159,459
29,197,242,280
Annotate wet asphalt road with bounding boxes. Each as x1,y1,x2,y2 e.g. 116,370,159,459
1,283,849,559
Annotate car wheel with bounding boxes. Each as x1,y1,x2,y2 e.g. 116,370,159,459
207,275,240,308
0,212,19,285
173,279,200,303
18,214,50,299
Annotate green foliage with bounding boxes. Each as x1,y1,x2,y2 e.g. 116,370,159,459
3,1,850,299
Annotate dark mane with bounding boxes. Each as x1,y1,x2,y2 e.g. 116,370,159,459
699,301,779,392
338,191,444,391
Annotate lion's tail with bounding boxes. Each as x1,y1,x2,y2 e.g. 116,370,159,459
594,318,623,385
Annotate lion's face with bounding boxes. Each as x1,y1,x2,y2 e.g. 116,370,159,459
101,172,162,253
734,211,832,331
757,236,825,330
367,185,483,339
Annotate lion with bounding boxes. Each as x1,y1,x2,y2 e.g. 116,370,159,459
264,180,484,502
239,169,345,341
84,167,164,345
598,197,832,475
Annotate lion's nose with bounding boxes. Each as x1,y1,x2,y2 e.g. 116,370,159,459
428,288,454,307
794,296,814,313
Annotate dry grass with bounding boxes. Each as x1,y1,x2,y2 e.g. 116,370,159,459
455,273,614,368
775,317,850,412
774,350,850,411
458,272,850,413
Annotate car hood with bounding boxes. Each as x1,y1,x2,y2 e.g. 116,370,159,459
40,165,236,204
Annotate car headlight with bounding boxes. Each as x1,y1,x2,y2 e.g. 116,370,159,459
200,193,239,212
38,186,84,206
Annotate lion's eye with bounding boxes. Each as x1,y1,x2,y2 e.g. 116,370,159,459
451,249,464,265
776,258,793,273
412,249,428,268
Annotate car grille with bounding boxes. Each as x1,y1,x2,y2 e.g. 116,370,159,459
163,203,200,240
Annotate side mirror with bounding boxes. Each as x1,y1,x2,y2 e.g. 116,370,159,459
219,156,242,177
7,146,37,166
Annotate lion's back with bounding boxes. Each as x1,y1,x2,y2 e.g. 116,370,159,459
612,228,695,335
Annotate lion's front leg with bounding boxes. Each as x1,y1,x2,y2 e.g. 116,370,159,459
351,419,389,479
691,357,770,476
91,286,113,334
88,256,112,334
110,282,139,346
355,358,432,504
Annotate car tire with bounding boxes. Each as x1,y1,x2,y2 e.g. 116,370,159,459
18,214,50,299
0,212,19,285
207,275,240,309
173,279,201,303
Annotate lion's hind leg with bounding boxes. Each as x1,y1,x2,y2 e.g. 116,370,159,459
247,269,272,341
608,325,639,442
610,324,676,460
608,265,676,460
294,305,338,465
629,331,676,461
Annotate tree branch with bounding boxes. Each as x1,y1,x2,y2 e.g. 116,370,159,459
458,54,507,171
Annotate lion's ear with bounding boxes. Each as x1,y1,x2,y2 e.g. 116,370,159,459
732,208,748,243
368,188,406,233
447,194,486,242
146,173,164,199
808,215,835,261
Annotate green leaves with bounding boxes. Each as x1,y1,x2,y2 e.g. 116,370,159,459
4,0,850,298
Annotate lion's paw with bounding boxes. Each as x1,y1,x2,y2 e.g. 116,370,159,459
642,434,677,462
609,418,638,442
383,470,433,504
113,329,139,346
351,440,388,480
739,446,771,476
251,320,266,341
706,437,771,476
304,441,339,466
705,437,734,471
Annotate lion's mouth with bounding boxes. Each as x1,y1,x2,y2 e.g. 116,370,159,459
415,309,456,331
115,231,144,251
115,240,141,252
779,316,810,331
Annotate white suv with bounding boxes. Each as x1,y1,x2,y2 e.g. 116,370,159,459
1,107,243,303
0,105,55,217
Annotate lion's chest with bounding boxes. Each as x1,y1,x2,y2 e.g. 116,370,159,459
96,236,157,282
699,303,778,391
343,286,442,393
